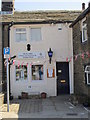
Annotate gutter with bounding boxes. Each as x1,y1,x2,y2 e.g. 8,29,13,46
2,20,73,26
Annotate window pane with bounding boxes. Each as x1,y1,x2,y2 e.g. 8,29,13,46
31,28,42,41
16,65,27,81
16,33,21,42
82,21,87,42
83,26,87,41
21,33,26,41
88,74,90,84
85,66,90,72
32,65,43,80
16,28,26,32
87,66,90,71
15,28,26,42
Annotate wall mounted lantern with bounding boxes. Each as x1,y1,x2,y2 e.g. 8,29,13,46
48,48,53,64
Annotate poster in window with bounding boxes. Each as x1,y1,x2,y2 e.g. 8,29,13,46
47,69,55,78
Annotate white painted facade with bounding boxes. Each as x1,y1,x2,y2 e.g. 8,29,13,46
10,23,74,98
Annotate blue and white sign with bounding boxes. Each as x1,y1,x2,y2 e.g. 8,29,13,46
4,47,10,58
4,48,10,55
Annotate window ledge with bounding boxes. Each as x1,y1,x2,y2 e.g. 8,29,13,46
81,40,88,44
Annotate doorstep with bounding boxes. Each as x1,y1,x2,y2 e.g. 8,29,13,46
0,93,4,108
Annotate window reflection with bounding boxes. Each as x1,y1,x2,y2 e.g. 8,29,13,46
32,65,43,80
16,65,27,81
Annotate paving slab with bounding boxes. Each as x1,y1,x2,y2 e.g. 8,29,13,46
0,95,89,118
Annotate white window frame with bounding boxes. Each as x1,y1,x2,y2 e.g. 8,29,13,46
85,65,90,85
31,64,44,81
15,64,28,82
82,18,87,43
30,28,42,42
15,28,27,42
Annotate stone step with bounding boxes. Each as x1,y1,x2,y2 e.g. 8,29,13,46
0,93,4,108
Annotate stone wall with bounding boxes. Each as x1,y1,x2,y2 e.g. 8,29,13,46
73,13,90,97
0,93,4,107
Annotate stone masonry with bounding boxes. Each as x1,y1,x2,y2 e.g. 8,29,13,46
73,12,90,97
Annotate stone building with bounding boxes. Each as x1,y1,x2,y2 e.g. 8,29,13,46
0,10,81,98
70,5,90,98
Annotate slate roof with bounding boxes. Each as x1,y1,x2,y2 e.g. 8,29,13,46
70,6,90,27
0,10,81,24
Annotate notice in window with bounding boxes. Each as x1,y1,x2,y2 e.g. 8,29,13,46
47,69,55,78
16,65,27,81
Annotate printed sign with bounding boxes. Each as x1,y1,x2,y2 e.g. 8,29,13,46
18,52,45,59
4,47,10,58
47,69,55,78
4,47,10,55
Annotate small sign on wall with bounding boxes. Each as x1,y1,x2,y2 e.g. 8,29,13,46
4,47,10,58
47,69,55,78
18,52,45,59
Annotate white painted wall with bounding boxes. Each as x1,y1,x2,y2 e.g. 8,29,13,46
10,23,74,98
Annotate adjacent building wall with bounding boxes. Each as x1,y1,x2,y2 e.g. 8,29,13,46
73,13,90,97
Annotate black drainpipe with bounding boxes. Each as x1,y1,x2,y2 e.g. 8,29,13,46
8,22,14,98
2,25,4,84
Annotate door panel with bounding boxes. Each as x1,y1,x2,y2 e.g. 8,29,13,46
56,62,70,95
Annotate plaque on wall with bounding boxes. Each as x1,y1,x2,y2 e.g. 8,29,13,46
18,52,45,59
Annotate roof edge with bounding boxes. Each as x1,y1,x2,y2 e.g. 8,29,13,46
2,20,73,25
69,7,90,28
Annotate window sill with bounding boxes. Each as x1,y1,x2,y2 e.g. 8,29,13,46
87,84,90,86
16,79,28,82
81,40,88,44
32,80,44,82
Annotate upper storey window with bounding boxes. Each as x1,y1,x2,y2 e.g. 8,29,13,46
82,18,87,43
15,28,27,42
30,28,42,42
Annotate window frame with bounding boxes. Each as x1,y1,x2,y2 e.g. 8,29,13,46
15,64,28,82
31,64,44,81
81,18,87,43
85,65,90,85
15,28,27,42
30,27,42,42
